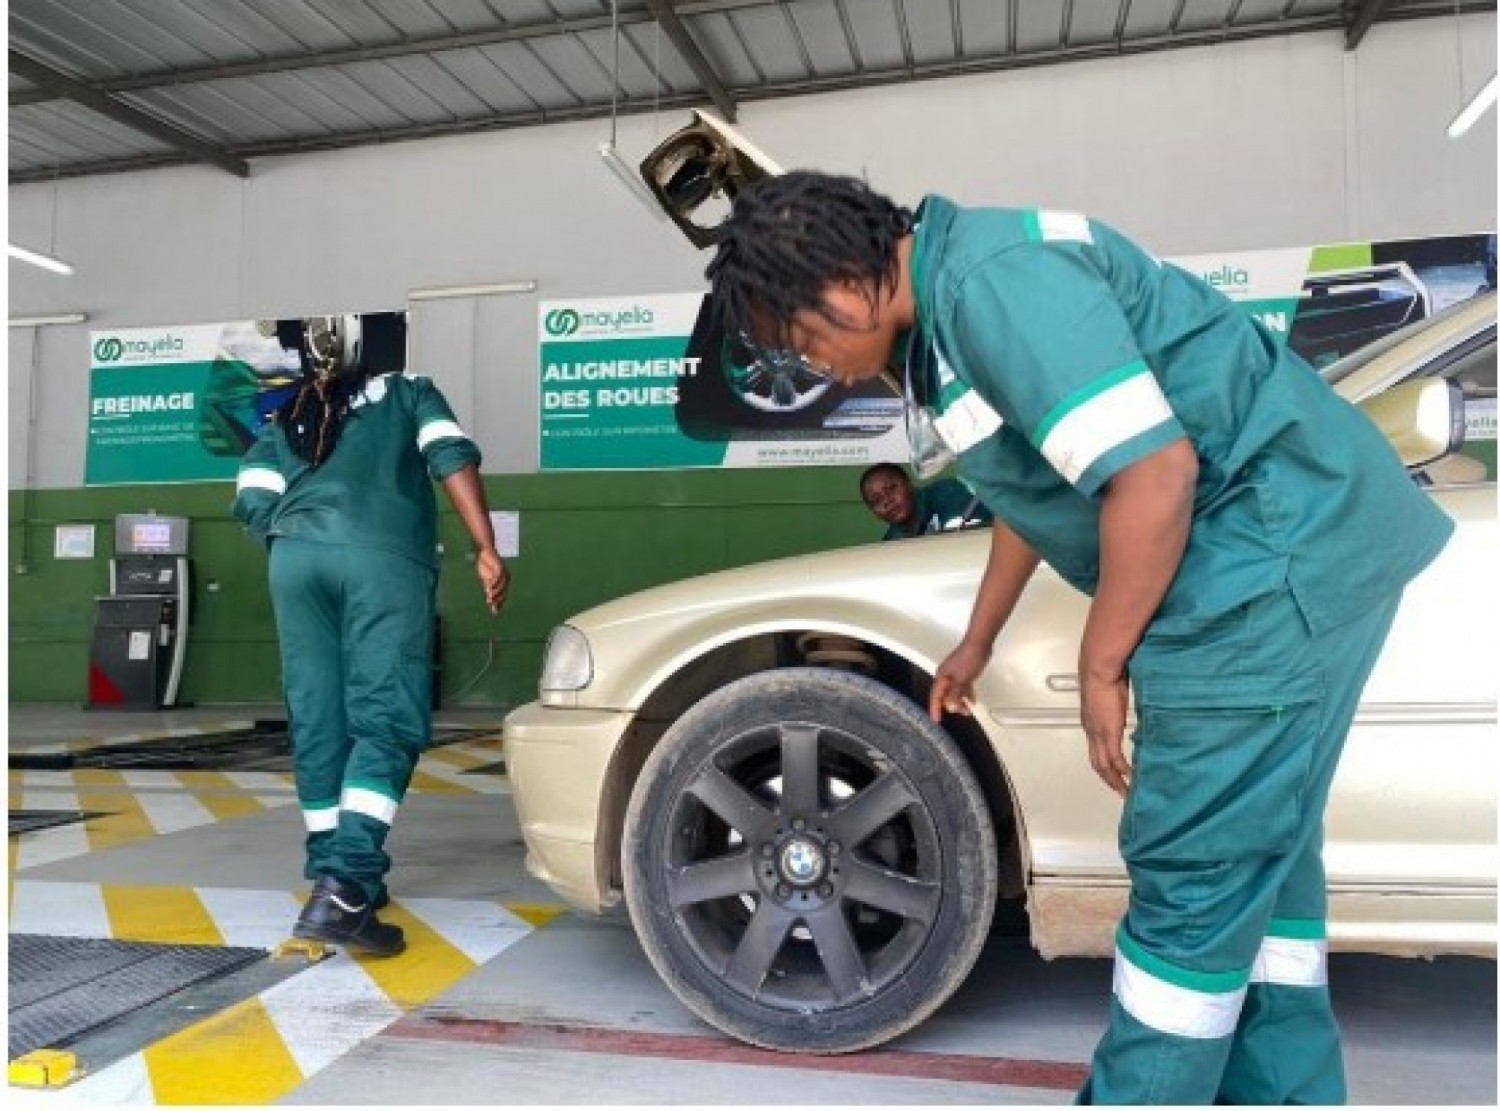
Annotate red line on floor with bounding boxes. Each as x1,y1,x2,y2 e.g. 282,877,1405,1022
383,1015,1089,1092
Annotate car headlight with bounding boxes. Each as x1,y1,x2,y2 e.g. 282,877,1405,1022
541,624,593,692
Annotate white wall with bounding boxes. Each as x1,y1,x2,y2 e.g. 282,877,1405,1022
9,16,1495,489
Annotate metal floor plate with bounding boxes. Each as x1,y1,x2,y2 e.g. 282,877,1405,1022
8,724,496,773
8,935,267,1059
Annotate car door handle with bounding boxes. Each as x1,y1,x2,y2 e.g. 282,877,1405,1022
1046,673,1079,692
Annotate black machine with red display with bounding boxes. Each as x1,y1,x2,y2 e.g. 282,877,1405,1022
86,514,192,710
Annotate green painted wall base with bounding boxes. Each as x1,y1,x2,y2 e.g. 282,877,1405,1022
10,469,878,710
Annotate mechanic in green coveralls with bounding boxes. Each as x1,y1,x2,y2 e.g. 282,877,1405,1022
232,313,508,957
703,172,1452,1104
859,462,992,540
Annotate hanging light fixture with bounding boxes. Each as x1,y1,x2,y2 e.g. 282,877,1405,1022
599,0,666,219
7,244,74,275
11,170,75,274
1448,73,1498,138
1447,0,1497,138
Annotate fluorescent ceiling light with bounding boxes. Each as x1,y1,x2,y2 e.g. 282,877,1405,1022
599,142,666,221
8,243,74,275
408,281,538,301
1448,72,1498,138
9,312,88,327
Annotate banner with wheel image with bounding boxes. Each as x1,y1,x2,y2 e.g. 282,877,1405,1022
538,292,907,472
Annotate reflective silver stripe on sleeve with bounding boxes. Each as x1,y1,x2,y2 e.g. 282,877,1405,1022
417,419,468,451
1040,210,1093,244
236,467,287,495
1037,368,1174,485
931,350,1003,452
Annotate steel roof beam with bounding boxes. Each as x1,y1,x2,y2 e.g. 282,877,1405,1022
9,0,769,109
1345,0,1393,48
643,0,737,120
8,50,249,177
13,3,1496,185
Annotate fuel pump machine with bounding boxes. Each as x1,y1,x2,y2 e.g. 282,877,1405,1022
86,514,192,710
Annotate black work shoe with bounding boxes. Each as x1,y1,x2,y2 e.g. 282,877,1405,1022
294,876,405,957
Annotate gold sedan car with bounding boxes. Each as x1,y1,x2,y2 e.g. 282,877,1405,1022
506,291,1495,1054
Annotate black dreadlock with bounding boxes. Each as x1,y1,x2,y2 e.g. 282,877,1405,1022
272,370,371,468
705,171,914,351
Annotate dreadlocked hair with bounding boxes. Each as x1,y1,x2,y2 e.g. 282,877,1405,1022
705,170,914,349
272,369,371,468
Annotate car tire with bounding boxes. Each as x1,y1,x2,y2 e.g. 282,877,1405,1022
622,667,998,1054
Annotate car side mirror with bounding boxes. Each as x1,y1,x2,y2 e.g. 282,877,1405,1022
1358,377,1465,470
638,111,784,249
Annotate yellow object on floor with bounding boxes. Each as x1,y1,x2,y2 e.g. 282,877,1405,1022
9,1048,79,1088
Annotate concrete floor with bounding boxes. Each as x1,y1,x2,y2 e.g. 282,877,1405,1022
7,704,1497,1105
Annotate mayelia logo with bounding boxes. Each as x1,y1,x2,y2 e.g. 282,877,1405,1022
94,333,185,362
1199,264,1252,291
544,308,581,337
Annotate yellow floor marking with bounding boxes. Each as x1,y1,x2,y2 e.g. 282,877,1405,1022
422,744,499,771
75,769,157,853
170,769,295,795
349,903,477,1011
175,771,266,821
144,996,303,1106
505,903,569,929
103,884,225,946
406,769,471,794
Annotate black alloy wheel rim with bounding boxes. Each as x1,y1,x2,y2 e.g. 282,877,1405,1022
660,721,943,1011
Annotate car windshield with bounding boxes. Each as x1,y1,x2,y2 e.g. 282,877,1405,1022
1320,294,1492,386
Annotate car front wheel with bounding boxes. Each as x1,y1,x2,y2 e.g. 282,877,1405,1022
622,667,998,1053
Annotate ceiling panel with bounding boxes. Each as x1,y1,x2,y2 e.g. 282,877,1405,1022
428,47,552,115
782,0,862,76
1175,0,1239,34
9,0,1487,182
903,0,961,65
954,0,1012,55
840,0,909,71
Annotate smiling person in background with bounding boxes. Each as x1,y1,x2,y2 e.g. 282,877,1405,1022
859,462,991,540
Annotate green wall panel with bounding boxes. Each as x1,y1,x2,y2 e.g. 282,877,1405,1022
10,468,878,709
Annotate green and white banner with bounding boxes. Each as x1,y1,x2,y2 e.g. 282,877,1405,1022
1170,230,1494,368
87,322,302,485
539,293,907,471
540,233,1492,473
86,313,412,486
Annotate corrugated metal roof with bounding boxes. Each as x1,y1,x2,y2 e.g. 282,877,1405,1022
7,0,1491,183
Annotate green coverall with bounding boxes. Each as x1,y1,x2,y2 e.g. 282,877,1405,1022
882,476,993,541
907,197,1453,1103
231,372,481,904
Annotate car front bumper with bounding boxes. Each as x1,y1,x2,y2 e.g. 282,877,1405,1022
503,699,635,914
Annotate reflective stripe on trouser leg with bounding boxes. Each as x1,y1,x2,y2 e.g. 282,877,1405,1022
325,548,436,902
301,802,339,883
1219,913,1340,1105
1218,589,1402,1106
269,539,352,885
1082,589,1332,1104
1076,928,1249,1104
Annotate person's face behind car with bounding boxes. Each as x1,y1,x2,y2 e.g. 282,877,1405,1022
862,470,915,527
